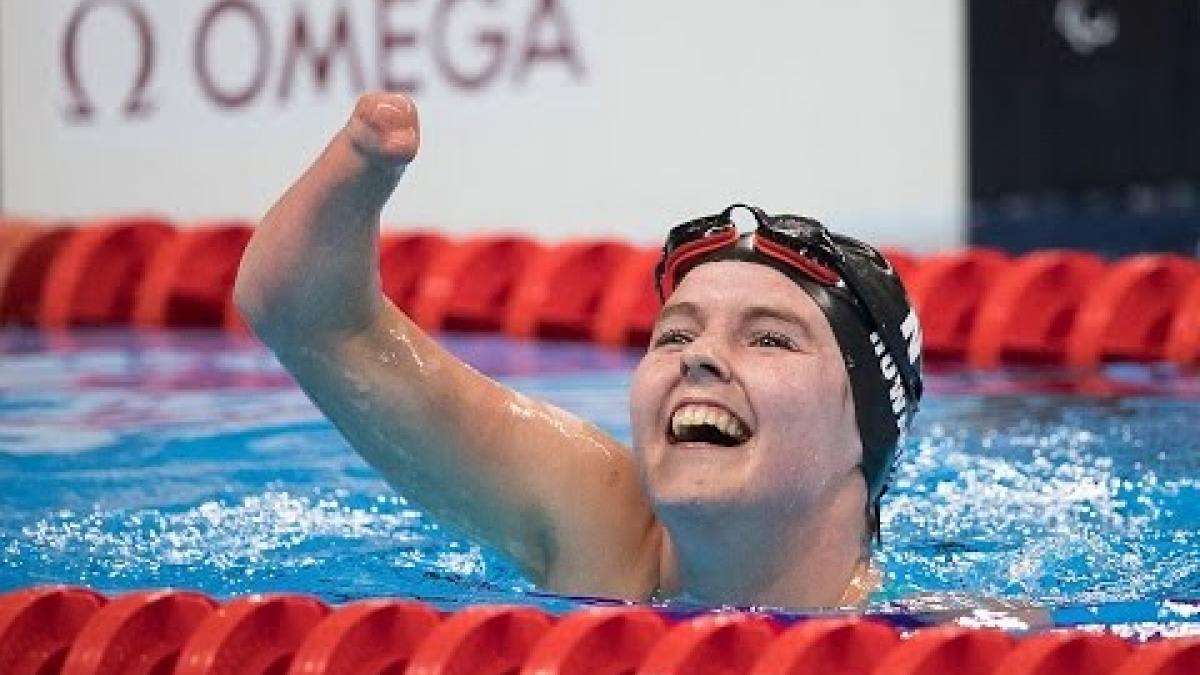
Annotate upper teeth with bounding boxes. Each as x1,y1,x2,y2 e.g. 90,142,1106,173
671,404,749,441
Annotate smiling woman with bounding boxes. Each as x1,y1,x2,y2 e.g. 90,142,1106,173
234,90,921,609
627,200,926,604
631,262,874,606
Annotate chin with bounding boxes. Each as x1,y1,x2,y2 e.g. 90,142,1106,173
644,462,751,515
636,435,764,511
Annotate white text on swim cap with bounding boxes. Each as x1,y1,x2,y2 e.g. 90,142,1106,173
870,332,908,428
901,309,923,366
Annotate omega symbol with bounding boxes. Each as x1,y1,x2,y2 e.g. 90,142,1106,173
62,0,157,122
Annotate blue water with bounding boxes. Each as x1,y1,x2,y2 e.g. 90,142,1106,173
2,329,1199,635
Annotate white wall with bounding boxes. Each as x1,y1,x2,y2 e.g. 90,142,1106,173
1,0,964,250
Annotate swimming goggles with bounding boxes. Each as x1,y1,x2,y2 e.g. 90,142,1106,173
653,203,922,405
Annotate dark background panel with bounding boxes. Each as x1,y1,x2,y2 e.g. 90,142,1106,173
969,0,1200,255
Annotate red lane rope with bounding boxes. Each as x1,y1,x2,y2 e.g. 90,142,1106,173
905,249,1010,362
0,221,46,324
748,617,899,675
133,223,253,329
38,217,175,329
869,627,1014,675
880,247,919,288
288,599,440,675
967,251,1107,368
1066,255,1200,368
0,586,107,675
174,594,329,675
408,235,545,332
60,590,217,675
1112,638,1200,675
1164,277,1200,368
0,223,73,327
592,246,660,348
995,631,1132,675
380,231,455,316
2,587,1199,674
0,217,1197,368
638,613,779,674
522,607,668,674
505,239,637,341
405,605,553,674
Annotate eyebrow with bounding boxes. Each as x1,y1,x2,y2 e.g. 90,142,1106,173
655,301,703,329
739,305,817,341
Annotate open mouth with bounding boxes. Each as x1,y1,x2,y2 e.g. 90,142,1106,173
667,403,752,447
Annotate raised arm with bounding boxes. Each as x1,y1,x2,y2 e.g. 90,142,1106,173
233,93,661,596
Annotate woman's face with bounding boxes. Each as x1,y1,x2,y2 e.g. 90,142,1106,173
629,261,864,516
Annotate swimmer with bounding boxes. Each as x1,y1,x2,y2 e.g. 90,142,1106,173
234,92,922,609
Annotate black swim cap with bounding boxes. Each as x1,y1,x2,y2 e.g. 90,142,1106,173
659,207,924,519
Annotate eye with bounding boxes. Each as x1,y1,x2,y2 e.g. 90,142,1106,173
750,330,798,351
652,327,693,348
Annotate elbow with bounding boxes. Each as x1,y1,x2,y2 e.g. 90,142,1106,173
231,244,276,338
231,275,259,333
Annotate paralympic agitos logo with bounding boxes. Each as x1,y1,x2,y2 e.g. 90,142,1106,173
62,0,586,123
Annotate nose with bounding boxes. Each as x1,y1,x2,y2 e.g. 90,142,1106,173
680,344,731,383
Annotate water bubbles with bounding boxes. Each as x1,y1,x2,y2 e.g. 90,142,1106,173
879,395,1200,613
2,333,1198,620
2,487,504,598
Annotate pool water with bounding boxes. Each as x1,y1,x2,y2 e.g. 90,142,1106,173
1,329,1199,634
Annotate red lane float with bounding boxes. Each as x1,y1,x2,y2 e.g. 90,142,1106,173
224,294,250,334
4,215,1200,370
592,247,660,348
288,599,441,675
995,630,1131,675
967,251,1107,368
409,235,544,332
0,221,48,325
6,586,1200,674
174,594,330,675
505,240,637,341
869,626,1015,675
521,607,668,675
1114,638,1200,675
380,231,455,314
905,249,1010,361
405,605,553,674
0,224,73,326
1066,255,1200,368
133,222,253,328
748,617,899,675
881,247,919,287
1164,276,1200,368
0,585,107,675
638,613,778,674
39,217,175,329
60,590,218,675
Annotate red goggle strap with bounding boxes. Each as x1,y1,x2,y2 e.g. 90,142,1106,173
755,235,841,285
658,227,739,298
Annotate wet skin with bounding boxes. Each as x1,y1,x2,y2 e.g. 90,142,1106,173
235,91,875,608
